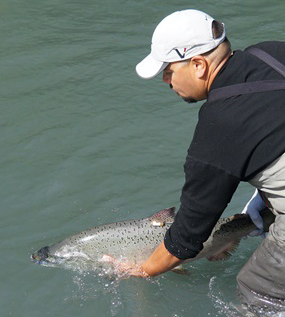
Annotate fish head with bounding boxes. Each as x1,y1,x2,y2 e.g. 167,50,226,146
31,243,98,271
31,246,66,268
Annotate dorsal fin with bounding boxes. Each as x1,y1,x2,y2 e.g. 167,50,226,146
149,207,176,223
207,240,240,261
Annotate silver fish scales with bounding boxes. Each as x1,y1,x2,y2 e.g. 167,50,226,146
31,207,275,272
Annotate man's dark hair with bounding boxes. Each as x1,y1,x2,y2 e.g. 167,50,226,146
212,20,230,46
212,20,224,39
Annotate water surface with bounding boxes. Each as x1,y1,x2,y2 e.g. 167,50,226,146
1,0,285,316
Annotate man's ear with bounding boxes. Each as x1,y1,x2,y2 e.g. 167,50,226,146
190,56,207,78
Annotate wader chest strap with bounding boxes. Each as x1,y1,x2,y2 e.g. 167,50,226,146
247,47,285,78
208,47,285,102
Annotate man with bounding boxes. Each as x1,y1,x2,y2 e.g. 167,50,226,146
111,9,285,308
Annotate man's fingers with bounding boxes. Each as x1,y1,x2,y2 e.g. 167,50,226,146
100,255,134,274
250,210,264,231
100,254,117,263
100,255,149,278
248,229,265,237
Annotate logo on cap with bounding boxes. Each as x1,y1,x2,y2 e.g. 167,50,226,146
175,48,187,59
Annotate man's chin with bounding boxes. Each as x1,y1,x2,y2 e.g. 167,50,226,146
182,96,198,104
172,88,198,104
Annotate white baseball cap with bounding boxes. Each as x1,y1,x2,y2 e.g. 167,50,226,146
136,9,226,79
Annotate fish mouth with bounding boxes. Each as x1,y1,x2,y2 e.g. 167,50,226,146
31,246,64,267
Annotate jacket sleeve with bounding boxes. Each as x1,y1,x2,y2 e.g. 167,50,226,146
164,156,240,260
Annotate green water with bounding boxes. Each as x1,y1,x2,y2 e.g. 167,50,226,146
1,0,284,316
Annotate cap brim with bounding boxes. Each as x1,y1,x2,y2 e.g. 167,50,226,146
136,53,168,79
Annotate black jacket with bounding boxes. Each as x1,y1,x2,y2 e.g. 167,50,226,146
164,41,285,260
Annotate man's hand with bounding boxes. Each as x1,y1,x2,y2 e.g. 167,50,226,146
99,255,150,278
100,242,184,278
242,189,266,236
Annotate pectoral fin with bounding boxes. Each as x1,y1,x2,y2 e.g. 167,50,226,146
207,240,240,261
171,265,190,275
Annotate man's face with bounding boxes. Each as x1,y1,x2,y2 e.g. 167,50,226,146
162,61,201,103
